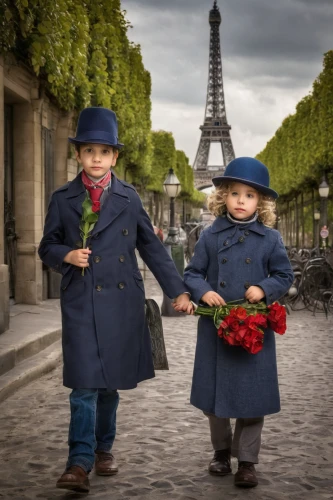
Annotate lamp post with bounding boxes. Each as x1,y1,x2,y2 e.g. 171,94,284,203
162,169,183,316
314,208,320,249
163,168,182,244
319,176,330,249
319,176,329,227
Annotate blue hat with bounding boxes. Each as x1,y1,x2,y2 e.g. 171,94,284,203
68,107,124,148
212,157,278,199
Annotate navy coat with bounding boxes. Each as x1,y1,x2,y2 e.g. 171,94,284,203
39,173,187,390
184,215,294,418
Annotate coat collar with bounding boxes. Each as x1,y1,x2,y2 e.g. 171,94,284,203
211,215,266,235
65,171,130,233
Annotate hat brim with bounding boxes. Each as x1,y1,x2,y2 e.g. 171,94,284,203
69,137,124,149
212,176,278,199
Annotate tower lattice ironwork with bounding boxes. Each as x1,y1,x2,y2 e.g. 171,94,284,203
193,1,235,189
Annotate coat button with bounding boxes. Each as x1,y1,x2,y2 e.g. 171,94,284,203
93,233,100,239
244,282,251,289
221,258,228,264
238,236,245,243
223,240,229,246
122,229,129,236
96,285,102,291
220,281,226,288
245,258,251,264
93,256,101,263
119,255,125,263
61,286,66,290
75,240,83,248
244,230,249,236
118,282,125,289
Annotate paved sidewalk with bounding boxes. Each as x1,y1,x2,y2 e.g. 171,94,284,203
0,275,332,499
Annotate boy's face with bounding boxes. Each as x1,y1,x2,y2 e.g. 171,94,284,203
225,182,260,220
76,143,118,179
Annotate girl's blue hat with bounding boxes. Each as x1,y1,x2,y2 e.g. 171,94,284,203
68,107,124,148
212,157,278,199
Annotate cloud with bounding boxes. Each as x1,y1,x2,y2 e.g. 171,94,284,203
122,0,332,163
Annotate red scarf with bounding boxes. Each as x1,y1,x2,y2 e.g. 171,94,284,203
81,170,111,213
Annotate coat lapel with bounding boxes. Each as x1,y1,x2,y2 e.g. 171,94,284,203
65,173,86,216
92,174,130,234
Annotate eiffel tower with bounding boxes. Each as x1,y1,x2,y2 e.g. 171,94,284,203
193,1,235,190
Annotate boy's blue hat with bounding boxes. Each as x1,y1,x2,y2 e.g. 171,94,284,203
68,107,124,148
212,157,278,199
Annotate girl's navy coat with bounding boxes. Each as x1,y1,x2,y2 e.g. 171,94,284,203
39,173,187,390
184,215,294,418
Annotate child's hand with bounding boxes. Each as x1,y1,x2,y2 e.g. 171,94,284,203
64,248,92,268
245,286,265,303
172,293,192,313
201,291,226,307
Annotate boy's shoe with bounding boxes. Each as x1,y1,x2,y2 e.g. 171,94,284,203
208,448,231,475
234,461,258,488
95,451,118,476
56,465,90,492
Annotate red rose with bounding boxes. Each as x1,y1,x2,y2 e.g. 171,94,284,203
91,201,101,213
245,314,267,331
242,329,264,354
267,303,286,334
230,307,247,321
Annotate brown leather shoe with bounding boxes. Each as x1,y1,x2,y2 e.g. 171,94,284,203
95,451,118,476
208,448,231,475
234,461,258,488
56,465,90,492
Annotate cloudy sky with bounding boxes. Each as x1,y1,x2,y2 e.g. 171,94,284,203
122,0,333,167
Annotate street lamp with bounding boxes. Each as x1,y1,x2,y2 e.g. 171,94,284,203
318,175,329,228
314,208,320,248
163,168,182,245
162,168,183,317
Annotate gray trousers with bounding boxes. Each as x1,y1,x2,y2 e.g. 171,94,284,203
205,413,264,464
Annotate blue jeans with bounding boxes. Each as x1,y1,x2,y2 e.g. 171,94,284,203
66,389,119,473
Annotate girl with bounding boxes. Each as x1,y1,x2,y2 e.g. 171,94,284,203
183,157,293,488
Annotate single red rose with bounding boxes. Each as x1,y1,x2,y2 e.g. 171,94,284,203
230,307,247,321
242,329,264,354
234,326,249,342
91,201,101,213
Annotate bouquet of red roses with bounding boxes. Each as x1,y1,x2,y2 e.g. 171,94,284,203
194,301,286,354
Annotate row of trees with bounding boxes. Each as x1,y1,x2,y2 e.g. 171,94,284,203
257,50,333,197
256,50,333,247
0,0,205,220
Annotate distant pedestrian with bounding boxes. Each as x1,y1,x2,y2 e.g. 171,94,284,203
39,107,191,493
182,157,293,488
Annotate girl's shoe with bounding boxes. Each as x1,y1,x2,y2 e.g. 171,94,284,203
234,461,258,487
208,448,231,475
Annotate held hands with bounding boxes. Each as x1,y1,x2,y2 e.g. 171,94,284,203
201,291,226,307
245,286,265,303
172,293,194,315
64,249,92,268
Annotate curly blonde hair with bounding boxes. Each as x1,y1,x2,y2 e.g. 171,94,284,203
207,182,277,228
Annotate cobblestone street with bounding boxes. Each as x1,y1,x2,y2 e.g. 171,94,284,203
0,275,332,500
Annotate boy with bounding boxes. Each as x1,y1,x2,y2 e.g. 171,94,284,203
39,107,191,493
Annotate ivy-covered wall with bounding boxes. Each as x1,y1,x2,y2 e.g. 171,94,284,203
1,0,152,180
1,0,205,209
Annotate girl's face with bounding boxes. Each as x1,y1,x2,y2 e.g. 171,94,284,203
225,182,260,220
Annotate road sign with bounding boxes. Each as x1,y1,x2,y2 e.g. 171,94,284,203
320,227,329,239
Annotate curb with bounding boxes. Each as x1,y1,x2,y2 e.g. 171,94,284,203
0,340,62,404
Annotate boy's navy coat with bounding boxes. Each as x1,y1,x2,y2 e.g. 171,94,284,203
39,173,187,390
184,215,294,418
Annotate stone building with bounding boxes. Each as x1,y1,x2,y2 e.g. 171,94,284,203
0,55,78,333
